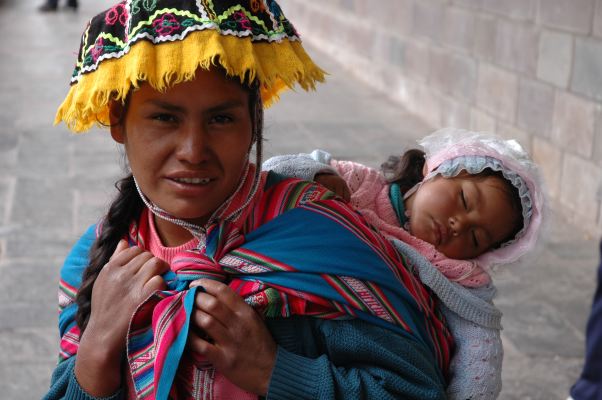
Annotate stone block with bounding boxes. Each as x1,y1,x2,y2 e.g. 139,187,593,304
403,40,430,82
560,153,602,221
443,6,475,52
476,63,518,123
496,122,532,155
371,0,414,36
386,34,405,69
10,177,73,232
593,106,602,165
407,83,442,128
453,0,482,9
0,178,15,226
473,13,497,61
495,19,538,75
482,0,536,20
538,0,595,34
532,137,562,198
470,107,497,132
428,47,477,102
517,78,556,138
0,260,59,304
595,0,602,37
572,38,602,102
537,30,573,88
412,2,445,42
552,92,595,158
439,96,471,128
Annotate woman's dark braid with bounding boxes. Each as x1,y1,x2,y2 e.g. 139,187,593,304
75,175,144,331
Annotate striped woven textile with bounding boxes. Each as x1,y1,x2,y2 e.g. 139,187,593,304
57,170,452,399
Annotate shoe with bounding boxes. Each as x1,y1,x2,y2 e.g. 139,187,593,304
38,3,58,12
66,1,78,11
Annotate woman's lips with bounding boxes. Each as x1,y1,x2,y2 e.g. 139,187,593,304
165,175,216,196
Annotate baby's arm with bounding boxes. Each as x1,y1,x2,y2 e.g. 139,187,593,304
261,150,336,181
262,150,351,199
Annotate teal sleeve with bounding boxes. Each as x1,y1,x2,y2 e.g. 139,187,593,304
43,357,123,400
266,318,446,400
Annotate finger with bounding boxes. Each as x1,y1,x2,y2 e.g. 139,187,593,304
189,331,220,360
194,291,234,325
341,184,351,201
122,251,155,274
135,256,170,282
143,274,167,293
194,279,243,312
110,239,129,260
108,245,145,267
189,279,204,288
192,308,230,344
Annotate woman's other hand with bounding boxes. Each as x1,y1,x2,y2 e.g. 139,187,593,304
75,239,169,396
189,279,277,396
315,173,351,201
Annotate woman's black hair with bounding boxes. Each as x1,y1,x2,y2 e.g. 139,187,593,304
74,78,264,331
381,148,523,250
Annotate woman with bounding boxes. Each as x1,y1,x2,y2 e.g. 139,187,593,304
44,1,452,399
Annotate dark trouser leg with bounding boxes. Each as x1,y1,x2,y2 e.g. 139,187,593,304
570,241,602,400
38,0,59,11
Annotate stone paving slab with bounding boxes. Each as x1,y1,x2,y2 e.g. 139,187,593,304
0,1,599,399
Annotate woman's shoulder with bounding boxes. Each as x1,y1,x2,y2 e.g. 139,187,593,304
60,224,97,285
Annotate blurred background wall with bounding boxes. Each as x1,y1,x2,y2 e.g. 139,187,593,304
280,0,602,236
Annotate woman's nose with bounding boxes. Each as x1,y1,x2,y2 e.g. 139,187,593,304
176,125,209,164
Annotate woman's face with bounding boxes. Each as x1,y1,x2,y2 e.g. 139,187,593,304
404,173,521,260
110,69,253,226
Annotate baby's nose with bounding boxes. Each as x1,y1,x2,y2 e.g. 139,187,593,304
449,216,464,236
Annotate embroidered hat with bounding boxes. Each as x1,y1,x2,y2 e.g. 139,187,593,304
55,0,326,132
419,128,545,268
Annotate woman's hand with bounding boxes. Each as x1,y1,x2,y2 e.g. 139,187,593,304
189,279,277,396
75,239,169,396
315,173,351,201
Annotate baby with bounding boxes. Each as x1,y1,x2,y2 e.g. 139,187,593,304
263,128,545,399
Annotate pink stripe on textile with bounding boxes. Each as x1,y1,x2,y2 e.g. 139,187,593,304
152,294,189,397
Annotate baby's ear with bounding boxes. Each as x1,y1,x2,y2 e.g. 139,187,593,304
108,101,125,144
421,162,429,178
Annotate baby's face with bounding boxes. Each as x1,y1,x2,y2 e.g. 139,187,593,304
404,174,521,259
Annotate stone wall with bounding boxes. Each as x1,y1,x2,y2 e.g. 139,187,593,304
280,0,602,235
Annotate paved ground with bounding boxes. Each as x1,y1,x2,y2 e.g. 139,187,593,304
0,1,599,399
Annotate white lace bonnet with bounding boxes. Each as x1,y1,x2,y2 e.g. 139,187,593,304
419,128,545,267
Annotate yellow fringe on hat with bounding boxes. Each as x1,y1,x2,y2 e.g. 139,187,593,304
55,29,326,133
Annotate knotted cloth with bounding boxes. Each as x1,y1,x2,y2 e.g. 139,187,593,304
57,170,453,399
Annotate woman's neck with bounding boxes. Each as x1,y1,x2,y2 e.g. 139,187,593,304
153,215,196,247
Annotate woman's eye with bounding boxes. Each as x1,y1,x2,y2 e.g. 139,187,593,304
460,190,468,210
151,113,178,123
210,114,233,124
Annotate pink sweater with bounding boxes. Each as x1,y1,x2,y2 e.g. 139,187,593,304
330,159,490,288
